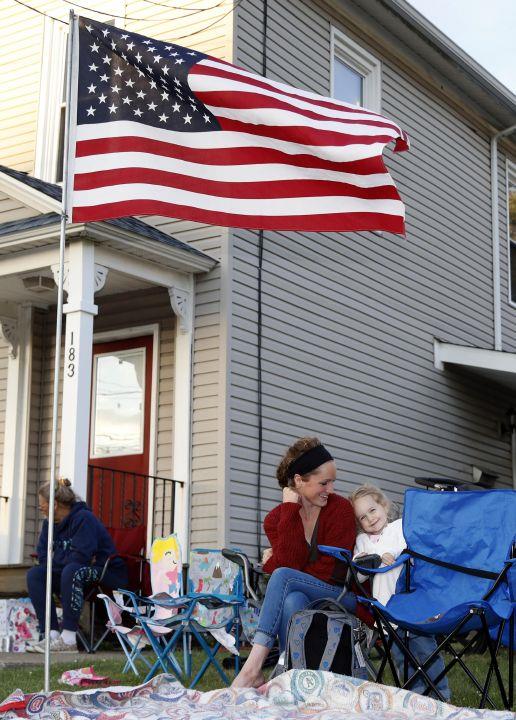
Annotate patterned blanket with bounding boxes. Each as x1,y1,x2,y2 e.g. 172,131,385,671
0,670,512,720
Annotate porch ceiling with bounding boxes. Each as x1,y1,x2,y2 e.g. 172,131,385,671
0,265,155,305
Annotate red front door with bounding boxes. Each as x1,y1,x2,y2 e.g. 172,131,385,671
88,335,153,529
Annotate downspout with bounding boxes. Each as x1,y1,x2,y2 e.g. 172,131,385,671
490,124,516,351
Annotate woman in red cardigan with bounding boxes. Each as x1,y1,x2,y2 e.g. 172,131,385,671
232,436,360,689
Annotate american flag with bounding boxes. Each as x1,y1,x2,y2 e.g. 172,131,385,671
70,16,409,233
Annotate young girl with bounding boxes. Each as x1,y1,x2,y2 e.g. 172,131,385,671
350,484,450,702
350,484,406,606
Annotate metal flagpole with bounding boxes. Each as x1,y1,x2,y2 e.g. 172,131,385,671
43,10,77,693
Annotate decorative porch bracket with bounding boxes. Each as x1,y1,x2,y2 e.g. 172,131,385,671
0,316,19,359
168,286,192,334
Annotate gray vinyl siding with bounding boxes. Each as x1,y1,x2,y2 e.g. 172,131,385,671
24,308,46,559
0,338,8,494
142,216,229,549
228,0,515,559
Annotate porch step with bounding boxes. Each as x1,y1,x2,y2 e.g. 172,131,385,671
0,564,30,597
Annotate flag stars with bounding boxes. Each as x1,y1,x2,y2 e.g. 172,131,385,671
121,33,129,39
153,55,162,63
122,96,132,105
125,78,135,87
110,40,117,50
133,107,143,117
86,106,95,116
111,85,120,94
162,65,169,75
161,91,169,100
99,73,109,82
148,101,157,111
102,55,111,65
172,102,180,112
136,90,146,99
159,113,169,123
90,42,100,53
149,80,157,89
135,53,143,63
175,58,185,65
87,83,97,93
85,24,93,32
101,28,110,37
88,63,98,72
114,67,123,76
183,113,192,124
108,103,117,113
127,42,135,50
98,93,107,103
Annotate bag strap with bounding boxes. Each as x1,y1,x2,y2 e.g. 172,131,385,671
320,615,348,670
285,612,313,669
303,596,356,618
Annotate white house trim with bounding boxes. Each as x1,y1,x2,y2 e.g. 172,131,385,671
0,305,33,564
170,274,194,561
94,246,193,292
0,175,60,216
434,339,516,374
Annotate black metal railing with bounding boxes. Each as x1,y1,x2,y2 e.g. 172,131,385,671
87,465,183,537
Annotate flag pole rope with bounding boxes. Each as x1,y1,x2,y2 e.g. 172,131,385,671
43,9,76,693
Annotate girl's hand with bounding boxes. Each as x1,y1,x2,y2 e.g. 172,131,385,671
282,486,300,504
381,552,395,566
262,547,273,564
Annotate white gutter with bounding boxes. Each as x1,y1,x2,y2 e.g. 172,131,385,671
491,124,516,351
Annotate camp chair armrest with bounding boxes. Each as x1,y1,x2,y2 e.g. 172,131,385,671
353,553,411,575
482,558,516,601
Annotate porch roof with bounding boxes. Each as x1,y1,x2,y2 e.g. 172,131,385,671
434,340,516,393
0,165,218,270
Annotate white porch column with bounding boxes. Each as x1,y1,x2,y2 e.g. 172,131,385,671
0,305,33,564
53,241,107,499
168,283,194,560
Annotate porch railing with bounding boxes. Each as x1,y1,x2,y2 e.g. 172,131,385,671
87,465,183,538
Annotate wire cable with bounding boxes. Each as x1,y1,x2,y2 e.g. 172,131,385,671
12,0,67,23
57,0,228,23
256,0,268,560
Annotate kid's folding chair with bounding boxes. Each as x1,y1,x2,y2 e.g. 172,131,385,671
111,533,186,679
321,488,515,709
136,548,245,687
97,592,152,675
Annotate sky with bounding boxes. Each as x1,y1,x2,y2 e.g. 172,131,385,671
407,0,516,95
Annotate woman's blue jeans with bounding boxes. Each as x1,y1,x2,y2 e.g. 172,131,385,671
253,567,356,651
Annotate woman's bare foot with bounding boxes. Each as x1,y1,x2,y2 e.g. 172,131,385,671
231,668,265,689
231,643,270,689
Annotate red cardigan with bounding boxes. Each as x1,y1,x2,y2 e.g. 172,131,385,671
262,493,372,625
263,493,355,582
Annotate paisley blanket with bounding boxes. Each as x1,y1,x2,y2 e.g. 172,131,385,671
0,670,512,720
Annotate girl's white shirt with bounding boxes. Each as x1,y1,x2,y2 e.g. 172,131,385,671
353,518,406,607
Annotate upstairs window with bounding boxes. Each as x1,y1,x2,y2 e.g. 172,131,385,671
331,28,381,113
508,161,516,303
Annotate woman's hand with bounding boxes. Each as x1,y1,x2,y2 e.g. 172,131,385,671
282,486,300,504
381,552,395,566
262,547,273,564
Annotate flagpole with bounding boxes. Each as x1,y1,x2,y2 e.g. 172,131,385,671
43,9,76,693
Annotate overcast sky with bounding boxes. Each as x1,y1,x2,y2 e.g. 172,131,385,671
407,0,516,94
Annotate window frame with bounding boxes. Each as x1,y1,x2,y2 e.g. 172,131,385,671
506,159,516,308
330,26,382,113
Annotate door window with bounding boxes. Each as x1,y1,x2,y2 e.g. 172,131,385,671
90,348,146,458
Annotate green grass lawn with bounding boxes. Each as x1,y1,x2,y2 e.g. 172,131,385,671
0,648,511,711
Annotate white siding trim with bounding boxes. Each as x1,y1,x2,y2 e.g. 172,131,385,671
0,305,33,564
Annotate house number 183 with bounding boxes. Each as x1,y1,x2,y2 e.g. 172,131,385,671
67,332,76,377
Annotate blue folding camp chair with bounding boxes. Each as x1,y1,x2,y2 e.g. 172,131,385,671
131,548,245,687
321,488,515,709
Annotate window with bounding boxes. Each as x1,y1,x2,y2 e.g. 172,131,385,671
331,28,381,112
508,161,516,304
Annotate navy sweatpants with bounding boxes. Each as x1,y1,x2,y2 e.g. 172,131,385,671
27,563,127,632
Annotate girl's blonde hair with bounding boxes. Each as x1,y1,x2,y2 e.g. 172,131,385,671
349,483,395,527
38,478,79,507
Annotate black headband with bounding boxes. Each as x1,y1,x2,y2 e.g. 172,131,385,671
288,444,334,478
